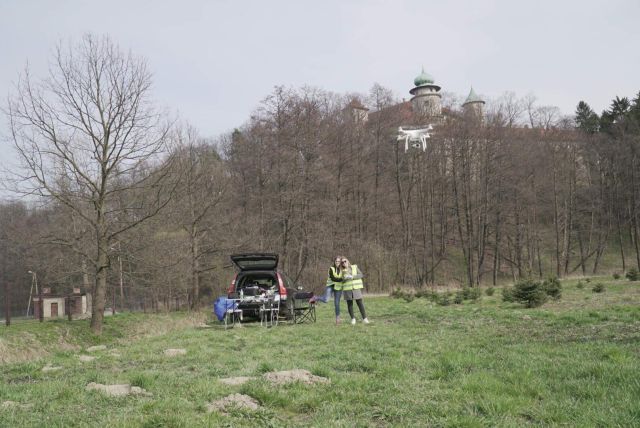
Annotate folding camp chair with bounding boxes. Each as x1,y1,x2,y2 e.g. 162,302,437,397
224,299,242,329
290,291,316,324
259,296,280,327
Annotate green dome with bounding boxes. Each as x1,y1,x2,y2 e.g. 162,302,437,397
414,67,434,87
464,86,484,105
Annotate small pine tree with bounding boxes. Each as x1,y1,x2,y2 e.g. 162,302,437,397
626,268,639,281
502,287,515,302
512,279,548,308
485,287,495,296
592,283,605,293
454,291,464,304
438,292,452,306
543,277,562,300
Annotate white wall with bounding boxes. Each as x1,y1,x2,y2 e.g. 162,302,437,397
44,298,65,318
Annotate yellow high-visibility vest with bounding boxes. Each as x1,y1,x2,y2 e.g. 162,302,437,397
342,265,363,291
327,267,343,290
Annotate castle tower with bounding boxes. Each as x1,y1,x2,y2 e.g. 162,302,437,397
462,86,485,121
345,98,369,124
410,67,442,118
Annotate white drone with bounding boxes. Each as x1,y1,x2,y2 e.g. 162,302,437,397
396,125,433,152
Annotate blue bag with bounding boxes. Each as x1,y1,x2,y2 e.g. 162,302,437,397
213,297,236,321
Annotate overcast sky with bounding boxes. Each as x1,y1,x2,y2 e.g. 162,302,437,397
1,0,639,176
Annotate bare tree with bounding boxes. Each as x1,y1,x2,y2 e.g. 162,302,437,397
5,35,175,334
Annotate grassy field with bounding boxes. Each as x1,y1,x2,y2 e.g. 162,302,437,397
1,277,639,427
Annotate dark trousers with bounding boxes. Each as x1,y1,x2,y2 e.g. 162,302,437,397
347,299,366,319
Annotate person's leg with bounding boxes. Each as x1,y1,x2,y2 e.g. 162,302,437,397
356,299,367,319
346,299,355,320
319,285,332,303
333,290,342,322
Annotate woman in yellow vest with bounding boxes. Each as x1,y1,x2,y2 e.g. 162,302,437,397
340,258,369,325
311,256,345,325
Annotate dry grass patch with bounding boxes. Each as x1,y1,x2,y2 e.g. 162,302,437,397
264,369,330,385
207,393,260,413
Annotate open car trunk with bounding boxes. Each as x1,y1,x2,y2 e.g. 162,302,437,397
230,253,278,271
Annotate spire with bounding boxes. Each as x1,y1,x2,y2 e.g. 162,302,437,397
414,67,435,87
463,86,484,105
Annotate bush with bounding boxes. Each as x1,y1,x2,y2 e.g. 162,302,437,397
468,287,481,301
576,281,585,289
626,268,639,281
415,289,432,299
592,283,605,293
512,279,548,308
389,288,415,302
502,287,515,302
437,292,452,306
543,277,562,300
390,288,404,299
454,291,464,304
485,287,495,296
613,273,621,280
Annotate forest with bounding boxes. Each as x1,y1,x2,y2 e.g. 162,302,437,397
1,36,639,333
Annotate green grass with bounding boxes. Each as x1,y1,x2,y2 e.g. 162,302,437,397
1,279,639,427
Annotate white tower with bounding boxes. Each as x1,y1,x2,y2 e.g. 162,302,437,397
410,67,442,118
462,86,485,122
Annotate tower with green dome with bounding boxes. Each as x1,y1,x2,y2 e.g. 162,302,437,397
462,86,485,121
409,67,442,118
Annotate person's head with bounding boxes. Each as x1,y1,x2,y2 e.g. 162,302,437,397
341,258,350,270
334,256,343,267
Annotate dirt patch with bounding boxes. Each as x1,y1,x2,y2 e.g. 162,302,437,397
42,364,62,372
78,355,96,362
219,376,254,386
207,393,260,413
86,382,152,397
86,345,107,352
2,401,33,410
264,369,330,385
164,348,187,357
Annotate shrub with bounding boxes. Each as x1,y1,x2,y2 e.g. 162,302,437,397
613,273,621,280
485,287,495,296
415,289,432,299
454,291,464,304
427,290,439,302
390,288,404,299
543,277,562,300
437,292,452,306
585,278,591,283
501,287,515,302
468,287,482,301
626,268,639,281
403,293,415,303
592,283,605,293
576,281,585,289
512,279,548,308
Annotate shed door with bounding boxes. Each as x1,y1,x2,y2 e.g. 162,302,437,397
51,302,58,318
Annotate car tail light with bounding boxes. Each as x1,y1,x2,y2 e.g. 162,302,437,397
277,273,287,297
228,274,237,295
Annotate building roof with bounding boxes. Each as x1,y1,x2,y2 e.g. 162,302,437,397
347,98,369,111
463,86,485,105
414,67,435,87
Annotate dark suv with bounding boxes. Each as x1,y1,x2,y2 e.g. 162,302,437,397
227,253,309,319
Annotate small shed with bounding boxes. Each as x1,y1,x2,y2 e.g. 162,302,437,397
33,287,91,319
